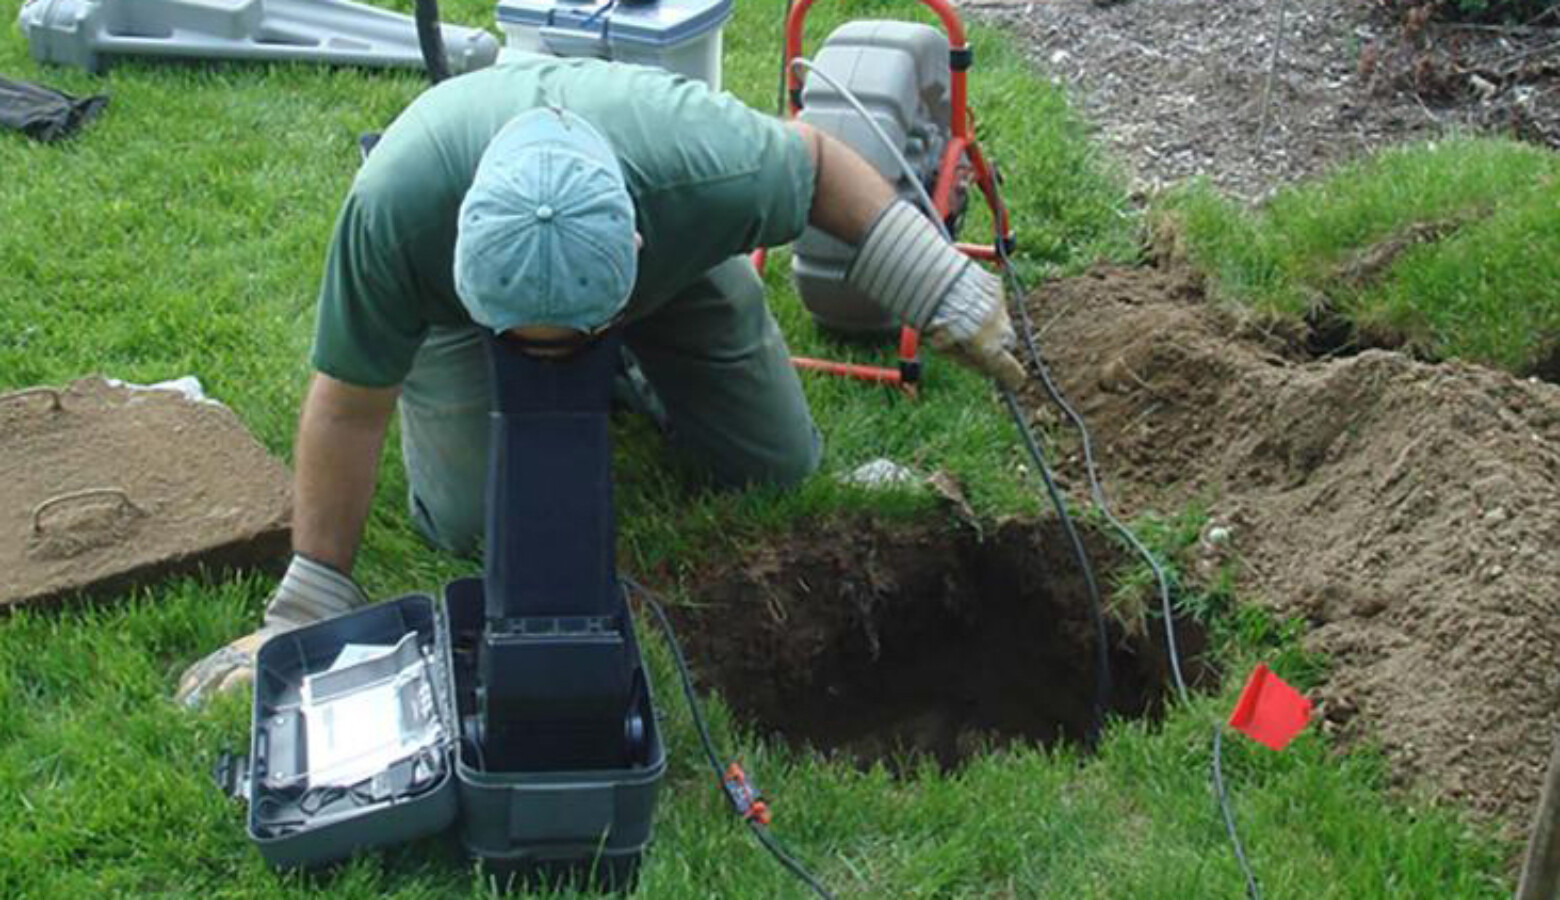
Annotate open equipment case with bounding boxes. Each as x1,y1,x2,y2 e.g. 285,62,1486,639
218,331,667,891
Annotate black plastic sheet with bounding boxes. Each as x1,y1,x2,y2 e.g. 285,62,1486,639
0,76,107,142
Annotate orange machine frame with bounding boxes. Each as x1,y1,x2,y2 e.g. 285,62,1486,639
757,0,1014,395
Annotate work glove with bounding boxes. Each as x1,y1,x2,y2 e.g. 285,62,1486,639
174,554,368,708
845,199,1028,391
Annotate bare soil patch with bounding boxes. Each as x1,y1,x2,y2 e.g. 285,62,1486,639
670,516,1213,770
665,258,1560,830
1019,260,1560,832
0,377,293,613
964,0,1559,201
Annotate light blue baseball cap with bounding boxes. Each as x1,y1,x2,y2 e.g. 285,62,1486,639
453,107,638,334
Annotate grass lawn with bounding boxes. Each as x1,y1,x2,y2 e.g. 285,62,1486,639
1156,137,1560,377
0,0,1521,896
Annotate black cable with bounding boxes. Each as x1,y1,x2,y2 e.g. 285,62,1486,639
627,578,839,900
413,0,451,85
748,818,839,898
630,580,722,776
1213,727,1264,900
686,43,1253,890
1000,388,1112,742
988,201,1262,899
996,244,1188,699
789,57,1115,741
978,159,1190,699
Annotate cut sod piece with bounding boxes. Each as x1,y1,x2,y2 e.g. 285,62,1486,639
1,376,291,613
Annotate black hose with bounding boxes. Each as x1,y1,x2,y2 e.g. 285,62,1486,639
991,207,1262,900
1001,388,1112,744
628,579,839,900
415,0,452,85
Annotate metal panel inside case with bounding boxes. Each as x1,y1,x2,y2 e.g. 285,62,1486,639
296,632,445,790
241,596,460,866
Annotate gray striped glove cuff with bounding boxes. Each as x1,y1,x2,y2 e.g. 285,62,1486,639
844,199,969,331
265,554,368,629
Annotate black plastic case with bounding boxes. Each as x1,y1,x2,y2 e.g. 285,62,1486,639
222,586,666,889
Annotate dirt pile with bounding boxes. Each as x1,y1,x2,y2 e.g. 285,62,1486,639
1020,262,1560,831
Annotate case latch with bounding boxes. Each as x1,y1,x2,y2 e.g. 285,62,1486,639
214,749,250,801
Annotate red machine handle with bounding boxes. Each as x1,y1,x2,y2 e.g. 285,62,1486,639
782,0,1011,243
785,0,967,136
778,0,1015,395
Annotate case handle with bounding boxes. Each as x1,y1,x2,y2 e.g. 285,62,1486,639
32,487,143,533
0,386,63,413
539,25,610,59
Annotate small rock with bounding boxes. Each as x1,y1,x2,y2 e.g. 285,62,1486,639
1483,507,1508,524
841,458,918,489
1206,525,1232,546
1355,594,1388,618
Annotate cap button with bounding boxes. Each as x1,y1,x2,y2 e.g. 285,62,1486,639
535,204,555,222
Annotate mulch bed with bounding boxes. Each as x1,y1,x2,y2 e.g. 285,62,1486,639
963,0,1558,201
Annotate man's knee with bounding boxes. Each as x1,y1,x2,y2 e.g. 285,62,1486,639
399,325,493,557
708,423,822,490
408,488,483,558
769,425,824,488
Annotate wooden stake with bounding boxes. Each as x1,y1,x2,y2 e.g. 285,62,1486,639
1518,728,1560,900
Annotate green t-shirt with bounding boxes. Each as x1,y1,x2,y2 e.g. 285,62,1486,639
312,55,817,388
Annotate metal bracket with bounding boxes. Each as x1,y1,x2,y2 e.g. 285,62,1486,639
214,750,251,801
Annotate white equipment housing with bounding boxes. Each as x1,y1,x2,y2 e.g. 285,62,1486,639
792,21,954,337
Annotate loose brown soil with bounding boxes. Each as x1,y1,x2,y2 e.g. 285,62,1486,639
0,377,293,613
670,256,1558,831
1018,260,1560,833
670,516,1213,770
941,0,1558,830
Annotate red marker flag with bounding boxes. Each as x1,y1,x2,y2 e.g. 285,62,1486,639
1228,663,1313,751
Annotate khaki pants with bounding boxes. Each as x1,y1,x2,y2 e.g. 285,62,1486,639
398,257,822,555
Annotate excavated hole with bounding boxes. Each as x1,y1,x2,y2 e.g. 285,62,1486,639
671,515,1214,771
1301,300,1412,362
1303,303,1365,360
1531,340,1560,386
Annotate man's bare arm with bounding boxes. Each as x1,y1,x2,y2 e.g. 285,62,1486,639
291,373,399,574
788,121,897,243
